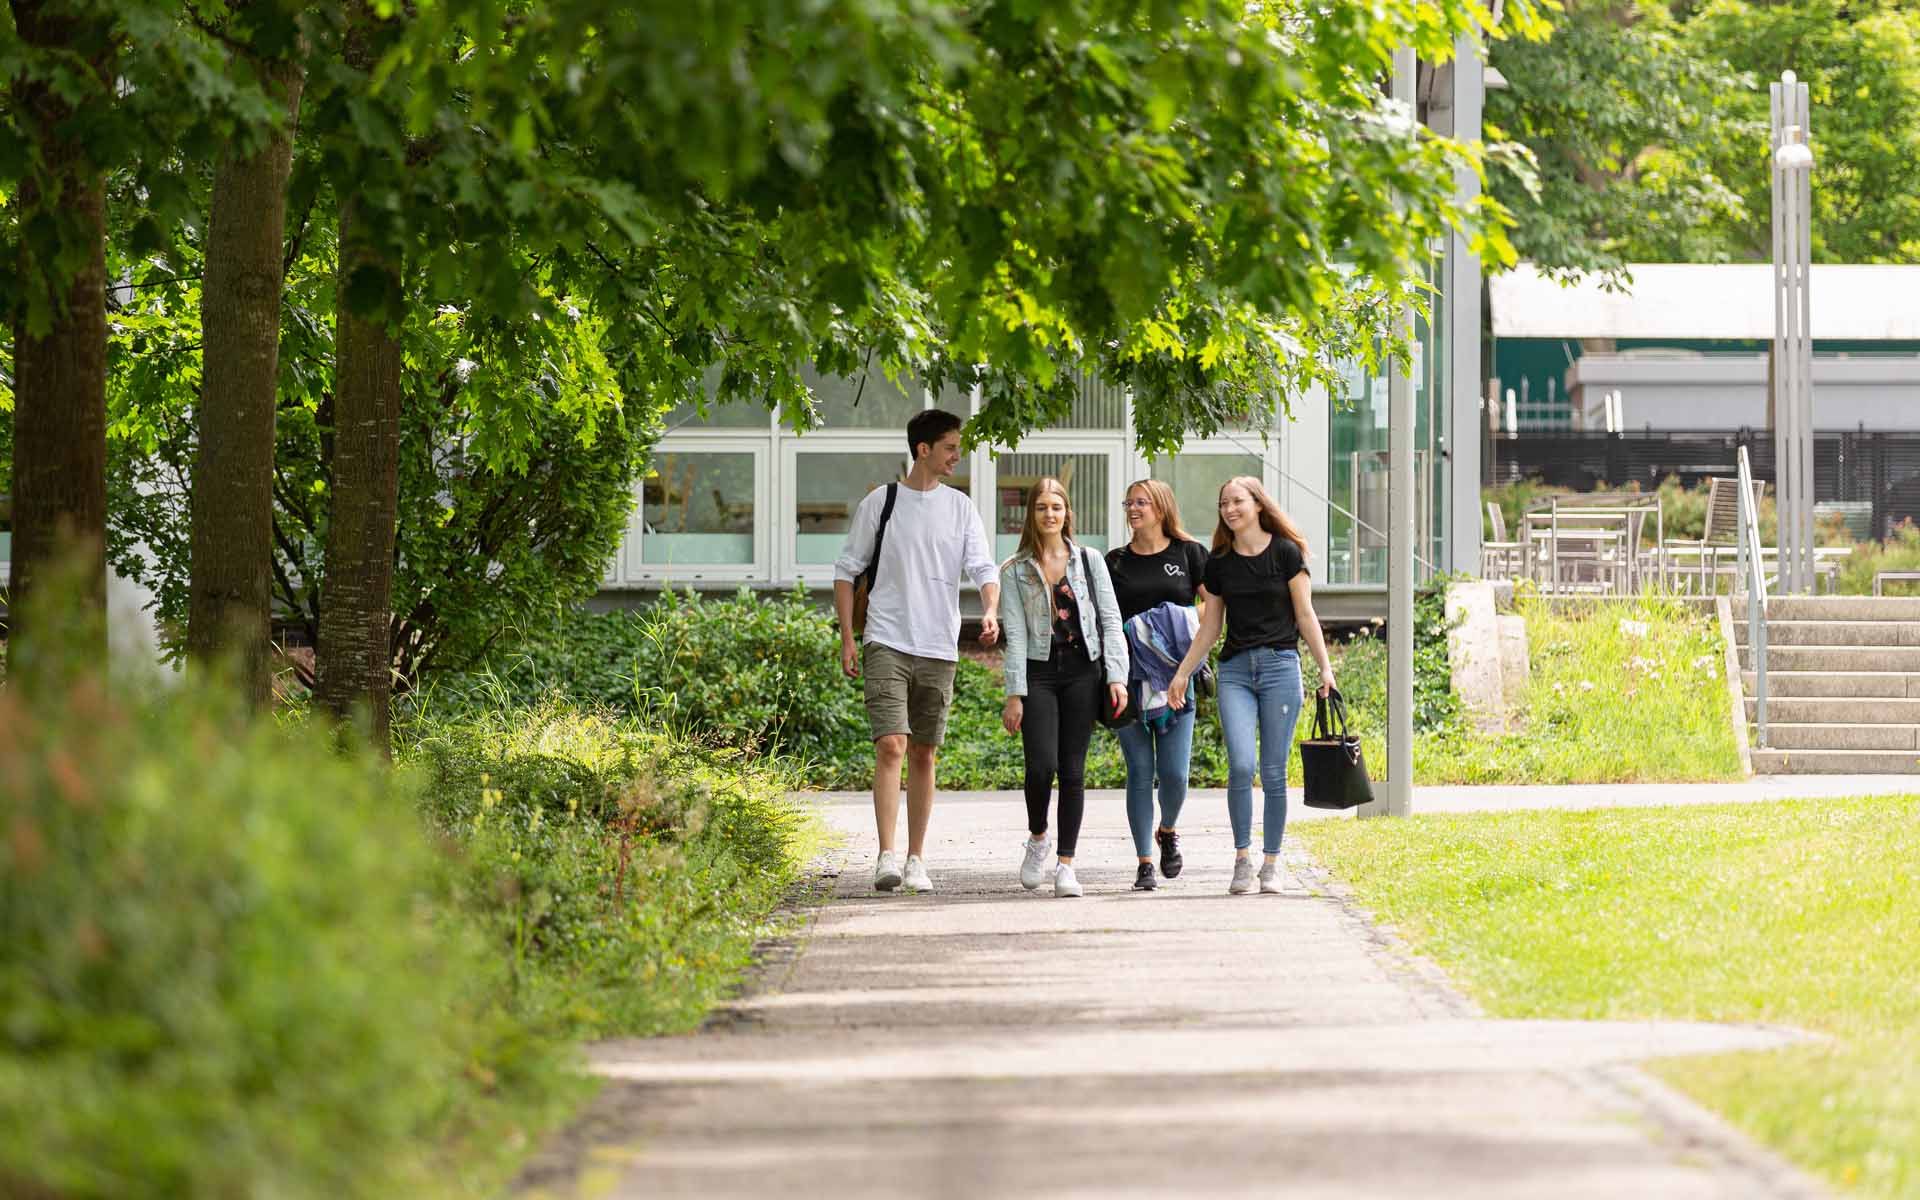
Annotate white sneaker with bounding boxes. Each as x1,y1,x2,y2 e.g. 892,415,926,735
903,855,933,893
1229,856,1256,894
1054,862,1083,898
874,850,903,893
1258,860,1290,894
1019,837,1053,890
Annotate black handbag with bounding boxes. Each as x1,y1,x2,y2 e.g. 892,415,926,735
1097,682,1139,730
1299,688,1374,810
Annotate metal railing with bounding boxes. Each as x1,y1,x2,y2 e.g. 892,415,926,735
1731,444,1770,747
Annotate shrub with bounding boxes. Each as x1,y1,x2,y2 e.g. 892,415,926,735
431,588,872,779
433,581,1471,791
0,673,567,1200
1833,519,1920,596
399,701,816,1036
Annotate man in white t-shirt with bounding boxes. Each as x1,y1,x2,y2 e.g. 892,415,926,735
833,409,1001,894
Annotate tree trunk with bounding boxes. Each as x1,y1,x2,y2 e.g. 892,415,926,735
313,193,403,747
7,0,111,667
187,34,306,708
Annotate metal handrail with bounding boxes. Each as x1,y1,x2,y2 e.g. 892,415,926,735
1732,444,1769,746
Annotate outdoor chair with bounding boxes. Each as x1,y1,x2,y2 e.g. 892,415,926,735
1480,501,1525,580
1669,475,1764,594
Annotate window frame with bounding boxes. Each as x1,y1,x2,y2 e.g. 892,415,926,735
777,433,918,586
622,436,772,585
984,431,1132,561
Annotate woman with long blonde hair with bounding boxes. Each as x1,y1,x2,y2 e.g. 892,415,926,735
1168,476,1335,894
1104,479,1209,890
995,478,1129,897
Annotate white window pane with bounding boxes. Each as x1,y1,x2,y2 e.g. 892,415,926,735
794,451,910,564
1145,452,1265,543
641,451,756,564
994,452,1110,560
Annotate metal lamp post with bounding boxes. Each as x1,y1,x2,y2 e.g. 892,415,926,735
1379,46,1418,819
1771,71,1815,594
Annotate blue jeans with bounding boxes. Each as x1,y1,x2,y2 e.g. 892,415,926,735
1114,705,1194,858
1216,647,1304,854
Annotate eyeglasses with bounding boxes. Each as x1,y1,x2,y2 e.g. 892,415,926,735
1122,499,1156,509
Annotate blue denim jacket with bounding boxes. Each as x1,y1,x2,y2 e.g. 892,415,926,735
997,542,1129,696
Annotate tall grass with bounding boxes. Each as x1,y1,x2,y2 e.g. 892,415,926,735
397,693,823,1037
1410,595,1741,784
2,648,820,1197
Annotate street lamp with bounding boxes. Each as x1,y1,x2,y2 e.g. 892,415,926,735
1771,73,1814,593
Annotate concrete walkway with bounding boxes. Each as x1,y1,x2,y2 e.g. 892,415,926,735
814,772,1919,819
518,781,1868,1199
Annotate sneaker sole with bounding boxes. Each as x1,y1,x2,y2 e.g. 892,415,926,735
875,873,903,892
1055,888,1083,898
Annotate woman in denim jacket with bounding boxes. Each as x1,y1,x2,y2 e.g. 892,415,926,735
997,478,1129,897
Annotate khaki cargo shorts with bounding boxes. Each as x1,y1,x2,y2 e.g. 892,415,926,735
863,642,959,747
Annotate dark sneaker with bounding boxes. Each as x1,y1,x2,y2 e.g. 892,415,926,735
1133,861,1158,891
1155,828,1184,879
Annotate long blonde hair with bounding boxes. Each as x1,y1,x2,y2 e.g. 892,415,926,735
1009,477,1075,565
1125,479,1200,545
1211,475,1311,559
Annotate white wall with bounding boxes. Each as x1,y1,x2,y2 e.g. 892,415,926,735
1569,353,1920,431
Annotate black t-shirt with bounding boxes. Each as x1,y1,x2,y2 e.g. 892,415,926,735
1202,535,1308,661
1105,539,1210,621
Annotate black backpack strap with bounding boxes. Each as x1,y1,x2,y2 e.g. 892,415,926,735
862,483,899,589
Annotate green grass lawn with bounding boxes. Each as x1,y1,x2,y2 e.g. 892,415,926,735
1297,798,1920,1196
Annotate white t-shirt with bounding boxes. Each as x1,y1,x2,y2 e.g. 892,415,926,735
833,481,998,662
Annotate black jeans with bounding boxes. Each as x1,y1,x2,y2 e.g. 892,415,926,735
1022,645,1101,857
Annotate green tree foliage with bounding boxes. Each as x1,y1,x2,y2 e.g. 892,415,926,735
1486,0,1750,277
1491,0,1920,273
396,0,1542,451
12,0,1546,710
1685,0,1920,263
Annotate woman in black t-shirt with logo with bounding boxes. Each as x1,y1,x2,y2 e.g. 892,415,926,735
1105,479,1208,891
1168,476,1335,895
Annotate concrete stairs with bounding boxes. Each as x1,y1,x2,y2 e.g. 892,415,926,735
1734,595,1920,774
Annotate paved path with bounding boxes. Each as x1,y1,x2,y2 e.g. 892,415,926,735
815,772,1919,818
527,784,1849,1199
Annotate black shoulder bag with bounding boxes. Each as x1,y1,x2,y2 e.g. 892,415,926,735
1299,687,1374,810
850,483,899,635
1081,547,1138,730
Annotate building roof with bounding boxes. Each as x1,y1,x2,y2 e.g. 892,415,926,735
1489,262,1920,341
